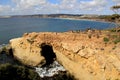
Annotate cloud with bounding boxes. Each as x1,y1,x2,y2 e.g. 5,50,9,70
112,0,120,5
10,0,48,15
13,0,47,10
0,0,116,15
0,5,10,12
12,0,79,14
34,3,60,14
60,0,77,10
112,0,120,3
0,5,11,15
79,0,107,11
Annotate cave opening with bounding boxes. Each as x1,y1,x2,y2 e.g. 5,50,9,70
40,43,56,67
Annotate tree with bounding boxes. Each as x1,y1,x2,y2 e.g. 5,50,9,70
111,5,120,14
111,5,120,27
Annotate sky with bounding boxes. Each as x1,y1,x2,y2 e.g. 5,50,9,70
0,0,120,16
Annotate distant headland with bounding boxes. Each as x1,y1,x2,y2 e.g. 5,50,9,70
0,14,119,24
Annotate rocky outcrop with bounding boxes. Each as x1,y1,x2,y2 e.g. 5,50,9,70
10,31,120,80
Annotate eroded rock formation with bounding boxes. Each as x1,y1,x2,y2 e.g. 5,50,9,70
10,30,120,80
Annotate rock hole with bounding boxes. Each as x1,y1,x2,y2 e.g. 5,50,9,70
40,43,56,67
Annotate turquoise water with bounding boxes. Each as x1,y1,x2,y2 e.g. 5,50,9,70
0,17,116,44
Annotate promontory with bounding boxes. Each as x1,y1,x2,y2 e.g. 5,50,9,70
10,28,120,80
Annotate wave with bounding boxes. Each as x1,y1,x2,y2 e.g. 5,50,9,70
35,61,66,78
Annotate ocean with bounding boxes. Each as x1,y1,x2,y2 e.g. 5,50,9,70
0,17,116,44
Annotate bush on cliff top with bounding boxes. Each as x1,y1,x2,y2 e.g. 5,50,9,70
103,37,109,43
0,63,40,80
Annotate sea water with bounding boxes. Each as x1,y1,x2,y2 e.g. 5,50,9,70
0,17,116,44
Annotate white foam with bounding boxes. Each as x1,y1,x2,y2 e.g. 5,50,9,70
35,61,66,78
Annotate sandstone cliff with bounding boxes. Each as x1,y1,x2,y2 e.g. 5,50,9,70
10,30,120,80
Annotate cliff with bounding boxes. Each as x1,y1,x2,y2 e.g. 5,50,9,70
10,29,120,80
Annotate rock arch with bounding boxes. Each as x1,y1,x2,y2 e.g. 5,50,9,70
40,43,56,66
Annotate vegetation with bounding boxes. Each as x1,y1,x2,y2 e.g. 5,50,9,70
0,46,8,54
0,63,76,80
103,27,120,44
100,5,119,22
110,14,120,20
111,5,120,14
0,63,40,80
42,72,76,80
103,37,109,43
104,14,120,22
109,28,117,32
113,37,120,44
109,27,120,32
0,45,76,80
111,5,120,9
109,33,120,44
103,34,120,44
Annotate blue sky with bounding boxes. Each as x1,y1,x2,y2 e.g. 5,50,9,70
48,0,60,4
0,0,120,16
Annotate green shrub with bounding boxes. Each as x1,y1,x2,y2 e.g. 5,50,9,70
0,63,40,80
114,37,120,44
103,37,109,43
110,29,116,32
112,35,118,39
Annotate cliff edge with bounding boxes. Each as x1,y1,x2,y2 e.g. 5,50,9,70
10,29,120,80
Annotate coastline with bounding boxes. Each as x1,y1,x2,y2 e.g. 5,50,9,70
54,17,116,24
0,15,117,24
0,17,118,45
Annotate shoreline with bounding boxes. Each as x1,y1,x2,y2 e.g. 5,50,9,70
54,17,116,24
0,16,117,24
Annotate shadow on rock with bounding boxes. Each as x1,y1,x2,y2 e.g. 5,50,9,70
40,43,56,67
